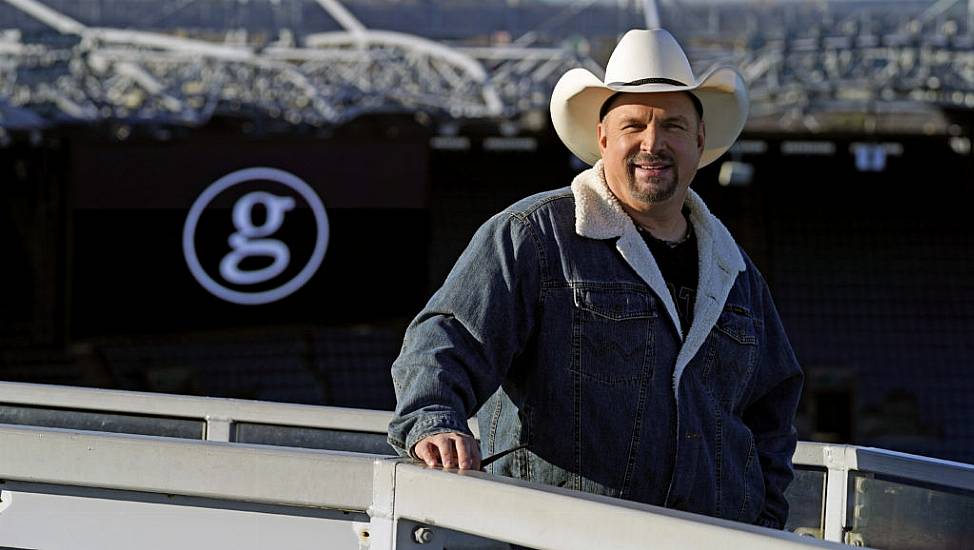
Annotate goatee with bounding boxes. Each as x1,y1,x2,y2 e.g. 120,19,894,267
625,151,678,204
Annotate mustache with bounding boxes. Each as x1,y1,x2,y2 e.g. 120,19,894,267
626,152,674,166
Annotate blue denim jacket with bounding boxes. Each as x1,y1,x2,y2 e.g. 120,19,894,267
389,162,803,529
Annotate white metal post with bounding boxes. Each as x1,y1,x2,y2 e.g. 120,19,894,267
821,445,857,543
205,416,232,442
366,458,401,550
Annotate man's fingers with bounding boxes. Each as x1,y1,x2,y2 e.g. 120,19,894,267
434,436,459,469
414,433,482,470
455,435,481,470
414,439,441,467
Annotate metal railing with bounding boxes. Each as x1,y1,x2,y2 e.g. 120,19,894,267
0,422,840,550
2,381,973,548
0,423,375,511
0,380,392,440
791,441,974,547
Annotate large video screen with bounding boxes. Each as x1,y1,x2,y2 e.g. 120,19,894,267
69,132,430,337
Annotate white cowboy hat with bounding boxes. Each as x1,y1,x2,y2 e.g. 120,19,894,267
550,28,749,168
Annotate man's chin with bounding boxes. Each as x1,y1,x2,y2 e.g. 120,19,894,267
630,178,678,205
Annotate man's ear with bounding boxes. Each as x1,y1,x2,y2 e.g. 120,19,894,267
597,120,607,155
696,120,706,156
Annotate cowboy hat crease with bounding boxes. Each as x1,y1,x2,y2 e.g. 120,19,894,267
550,28,749,168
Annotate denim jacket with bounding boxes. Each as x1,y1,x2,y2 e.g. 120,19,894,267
389,161,803,529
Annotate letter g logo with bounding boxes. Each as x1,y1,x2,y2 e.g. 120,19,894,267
183,168,329,305
220,191,296,286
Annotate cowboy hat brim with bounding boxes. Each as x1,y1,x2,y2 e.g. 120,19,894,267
550,64,748,168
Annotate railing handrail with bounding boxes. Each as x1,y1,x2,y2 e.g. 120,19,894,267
0,380,392,434
0,380,483,440
0,423,377,511
372,461,844,549
0,421,843,550
791,441,974,490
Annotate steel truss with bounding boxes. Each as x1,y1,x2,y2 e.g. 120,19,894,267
666,0,974,131
0,0,597,131
1,0,973,133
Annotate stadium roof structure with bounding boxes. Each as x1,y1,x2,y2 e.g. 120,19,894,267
0,0,973,135
0,0,603,133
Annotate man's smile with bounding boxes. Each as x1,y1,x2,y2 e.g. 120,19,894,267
629,154,674,180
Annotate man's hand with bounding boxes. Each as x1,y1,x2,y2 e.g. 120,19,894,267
413,432,481,470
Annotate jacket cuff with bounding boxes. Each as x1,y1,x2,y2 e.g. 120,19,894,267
404,412,473,459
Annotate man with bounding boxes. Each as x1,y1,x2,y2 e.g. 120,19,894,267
388,29,802,529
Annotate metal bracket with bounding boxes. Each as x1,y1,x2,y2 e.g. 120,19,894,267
844,531,865,547
395,519,444,550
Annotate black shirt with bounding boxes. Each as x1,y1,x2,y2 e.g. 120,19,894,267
637,219,699,333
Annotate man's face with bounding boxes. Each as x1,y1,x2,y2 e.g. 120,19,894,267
596,92,705,211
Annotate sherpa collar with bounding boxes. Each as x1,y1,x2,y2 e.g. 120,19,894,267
570,160,747,395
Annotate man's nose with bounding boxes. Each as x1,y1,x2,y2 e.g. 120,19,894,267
638,124,666,154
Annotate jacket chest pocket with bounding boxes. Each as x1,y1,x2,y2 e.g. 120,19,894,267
705,304,760,407
570,287,658,384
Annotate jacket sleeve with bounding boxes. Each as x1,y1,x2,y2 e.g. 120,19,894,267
744,273,804,530
387,211,543,458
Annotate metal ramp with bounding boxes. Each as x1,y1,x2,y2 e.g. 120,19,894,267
0,381,971,549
